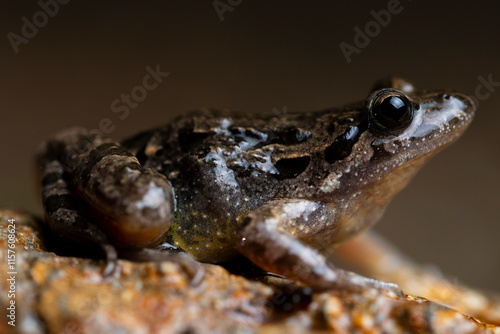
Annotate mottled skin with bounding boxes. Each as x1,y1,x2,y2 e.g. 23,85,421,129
37,78,474,291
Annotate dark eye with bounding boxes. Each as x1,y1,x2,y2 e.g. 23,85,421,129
368,89,414,135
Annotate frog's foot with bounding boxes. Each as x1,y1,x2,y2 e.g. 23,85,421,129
101,244,119,277
118,249,205,286
39,158,119,271
237,199,404,296
335,271,404,297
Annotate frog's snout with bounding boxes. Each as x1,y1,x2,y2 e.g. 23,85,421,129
442,91,476,131
410,90,475,145
448,91,476,116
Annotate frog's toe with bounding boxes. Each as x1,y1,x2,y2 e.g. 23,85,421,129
363,278,405,298
164,252,205,286
101,244,119,277
318,270,405,297
101,258,117,277
187,262,205,287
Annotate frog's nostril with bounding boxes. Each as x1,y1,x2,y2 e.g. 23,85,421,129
456,93,476,114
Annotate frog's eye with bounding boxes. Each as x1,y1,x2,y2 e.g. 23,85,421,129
368,89,414,135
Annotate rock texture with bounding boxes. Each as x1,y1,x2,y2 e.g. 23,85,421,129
1,208,499,334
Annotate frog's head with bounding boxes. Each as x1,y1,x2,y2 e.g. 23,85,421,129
366,77,475,154
322,78,475,244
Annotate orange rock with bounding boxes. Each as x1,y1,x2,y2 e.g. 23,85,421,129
1,208,499,334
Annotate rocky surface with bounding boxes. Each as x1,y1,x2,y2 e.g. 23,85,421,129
1,208,499,334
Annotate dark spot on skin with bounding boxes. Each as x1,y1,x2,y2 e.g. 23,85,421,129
178,129,211,152
229,127,269,149
326,122,336,135
273,156,310,180
227,165,252,178
269,127,311,146
240,216,252,229
370,143,392,160
41,172,62,186
121,129,157,164
134,149,148,166
324,126,361,164
44,140,67,161
244,129,262,139
153,148,165,158
230,127,266,141
44,194,79,214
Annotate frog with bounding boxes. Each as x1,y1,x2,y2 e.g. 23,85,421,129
37,77,474,293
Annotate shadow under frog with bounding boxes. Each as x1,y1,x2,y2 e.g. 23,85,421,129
37,78,475,293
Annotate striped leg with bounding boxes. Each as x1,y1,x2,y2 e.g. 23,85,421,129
39,157,203,282
38,127,174,248
39,158,118,275
37,128,180,274
37,127,204,283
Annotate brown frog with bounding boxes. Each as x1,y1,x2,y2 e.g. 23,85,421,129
37,78,474,293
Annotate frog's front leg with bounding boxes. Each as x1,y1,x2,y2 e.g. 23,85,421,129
38,128,205,281
236,198,403,295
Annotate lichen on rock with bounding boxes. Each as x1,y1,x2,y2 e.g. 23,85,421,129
0,208,499,334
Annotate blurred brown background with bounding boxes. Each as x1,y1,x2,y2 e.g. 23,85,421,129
1,1,499,290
